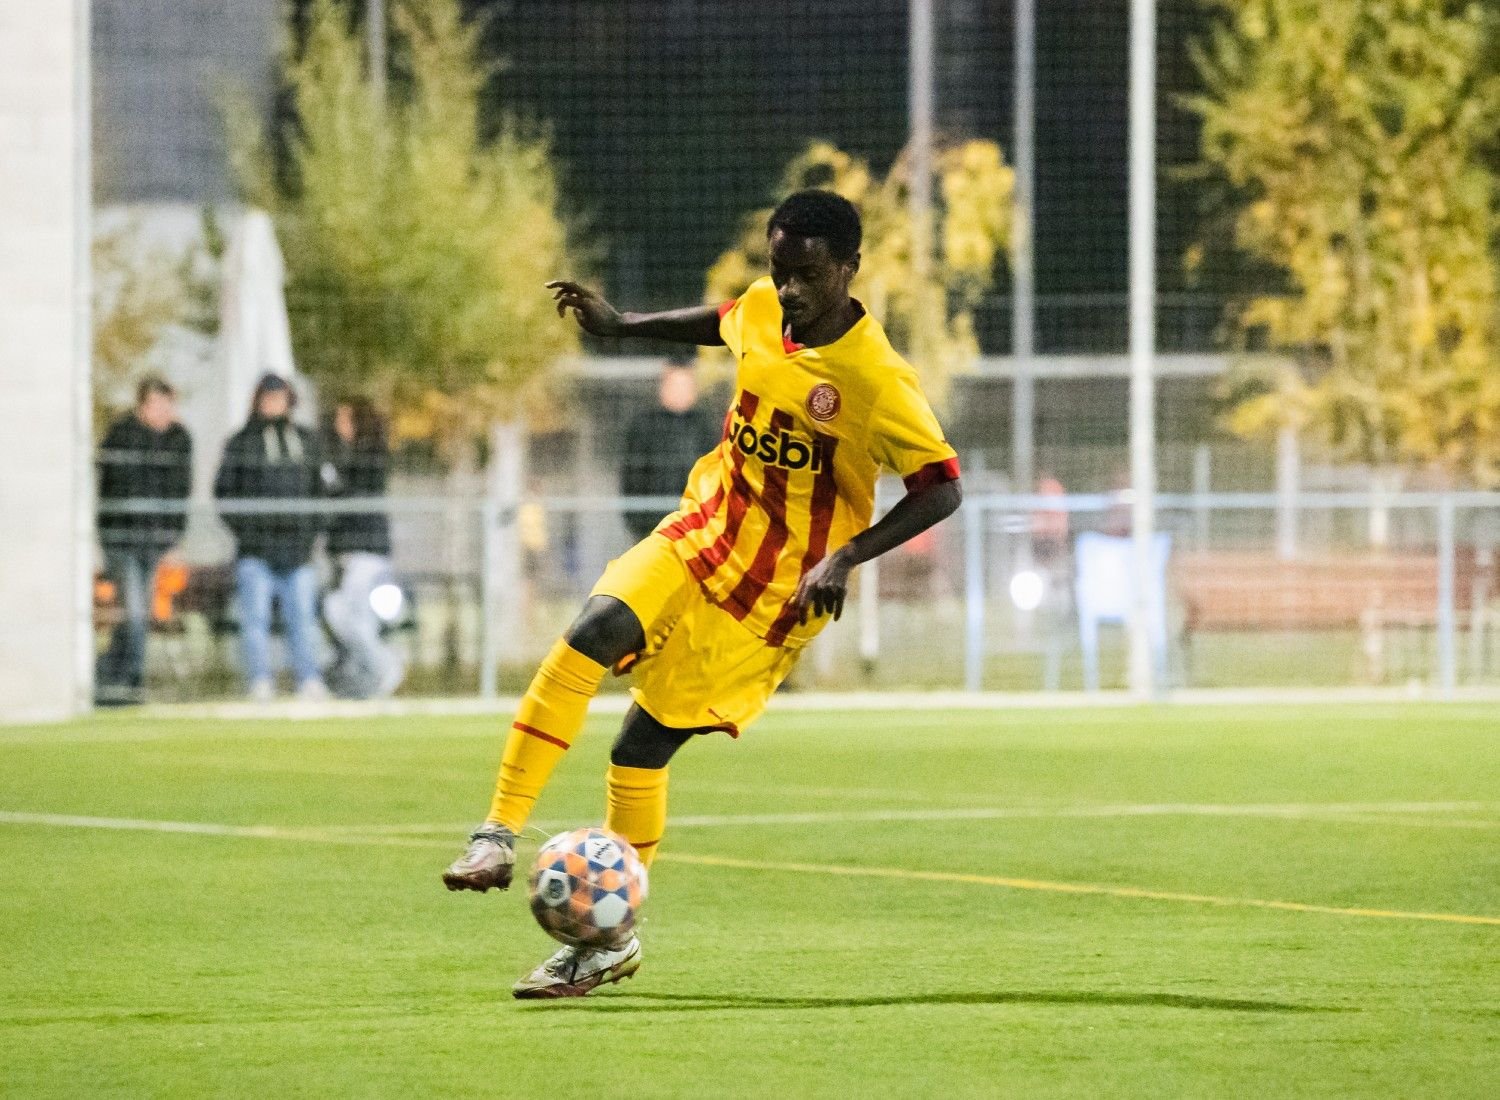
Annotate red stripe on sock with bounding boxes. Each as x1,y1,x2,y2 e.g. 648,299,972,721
766,434,839,647
513,722,569,750
722,410,793,619
631,838,661,851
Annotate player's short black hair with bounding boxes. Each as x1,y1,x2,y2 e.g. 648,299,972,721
767,189,862,262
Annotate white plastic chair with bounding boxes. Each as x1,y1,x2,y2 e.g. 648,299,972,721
1074,531,1171,692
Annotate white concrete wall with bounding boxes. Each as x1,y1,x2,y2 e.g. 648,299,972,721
0,0,90,721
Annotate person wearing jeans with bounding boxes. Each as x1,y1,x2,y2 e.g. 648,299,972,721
214,374,327,701
320,398,404,698
234,556,322,691
96,376,193,705
98,548,159,703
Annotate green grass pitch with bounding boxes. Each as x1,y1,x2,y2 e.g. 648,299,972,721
1,705,1496,1097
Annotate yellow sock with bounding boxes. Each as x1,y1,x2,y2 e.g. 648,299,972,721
486,639,607,833
605,763,669,867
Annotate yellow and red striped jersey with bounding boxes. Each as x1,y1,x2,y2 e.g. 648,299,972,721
656,276,959,649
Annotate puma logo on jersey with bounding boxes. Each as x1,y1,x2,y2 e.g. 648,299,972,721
729,414,829,472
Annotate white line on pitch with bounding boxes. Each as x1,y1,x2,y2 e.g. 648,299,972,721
0,809,1494,927
3,803,1495,846
126,757,1010,805
0,811,438,847
307,801,1500,833
663,802,1500,829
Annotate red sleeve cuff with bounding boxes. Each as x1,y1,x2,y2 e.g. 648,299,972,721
717,299,737,320
903,457,961,493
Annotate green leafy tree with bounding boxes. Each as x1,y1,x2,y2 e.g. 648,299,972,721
1186,0,1500,484
229,0,578,446
705,140,1013,408
91,223,187,436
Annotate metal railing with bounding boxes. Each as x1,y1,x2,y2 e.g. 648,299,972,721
952,490,1500,696
93,489,1500,702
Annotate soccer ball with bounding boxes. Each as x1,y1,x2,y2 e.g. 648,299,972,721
528,827,648,948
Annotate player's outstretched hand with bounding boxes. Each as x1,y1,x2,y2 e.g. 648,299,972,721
791,546,856,625
546,280,624,337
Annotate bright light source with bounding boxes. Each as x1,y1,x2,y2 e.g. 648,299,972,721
1009,569,1046,612
369,583,405,623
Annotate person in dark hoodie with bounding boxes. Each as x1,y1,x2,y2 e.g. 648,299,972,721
619,361,723,542
214,373,327,701
320,397,404,698
96,375,193,704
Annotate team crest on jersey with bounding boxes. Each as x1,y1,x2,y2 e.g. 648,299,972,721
806,383,841,422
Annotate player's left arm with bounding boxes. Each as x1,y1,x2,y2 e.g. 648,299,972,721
793,370,962,623
791,478,962,623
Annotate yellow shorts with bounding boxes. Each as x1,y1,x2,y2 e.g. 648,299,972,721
590,535,800,735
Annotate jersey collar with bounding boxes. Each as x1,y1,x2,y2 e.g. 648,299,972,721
781,299,868,356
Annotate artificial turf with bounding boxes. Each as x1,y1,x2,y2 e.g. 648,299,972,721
1,705,1496,1097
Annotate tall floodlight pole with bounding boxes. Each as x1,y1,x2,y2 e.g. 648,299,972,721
878,0,935,677
1127,0,1158,700
1011,0,1036,498
908,0,935,334
367,0,387,109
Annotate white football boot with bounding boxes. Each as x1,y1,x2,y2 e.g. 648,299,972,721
511,936,642,999
441,824,516,892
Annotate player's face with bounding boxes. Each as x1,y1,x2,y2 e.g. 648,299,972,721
768,229,856,331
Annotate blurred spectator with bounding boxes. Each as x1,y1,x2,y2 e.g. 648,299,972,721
214,374,326,701
620,361,722,542
95,375,192,705
320,398,404,698
1030,474,1070,564
1103,466,1134,537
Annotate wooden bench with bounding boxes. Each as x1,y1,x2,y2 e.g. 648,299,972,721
1172,551,1487,682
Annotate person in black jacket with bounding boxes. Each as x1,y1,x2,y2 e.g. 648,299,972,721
320,398,404,698
96,376,193,704
214,373,327,701
619,362,723,541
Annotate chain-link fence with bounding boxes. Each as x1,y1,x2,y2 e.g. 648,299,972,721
70,0,1500,709
93,475,1500,703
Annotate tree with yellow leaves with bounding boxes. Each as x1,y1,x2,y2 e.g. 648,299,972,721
705,140,1013,409
229,0,579,447
1187,0,1500,485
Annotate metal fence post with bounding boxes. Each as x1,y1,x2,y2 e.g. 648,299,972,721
479,496,499,701
858,555,880,674
858,483,885,673
1192,443,1211,550
1436,494,1456,698
964,500,985,692
1275,427,1300,561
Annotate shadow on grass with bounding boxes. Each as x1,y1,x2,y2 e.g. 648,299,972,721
524,989,1335,1014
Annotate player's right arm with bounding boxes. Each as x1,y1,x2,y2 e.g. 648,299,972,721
546,280,725,346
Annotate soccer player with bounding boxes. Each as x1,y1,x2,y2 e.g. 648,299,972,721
443,190,963,998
